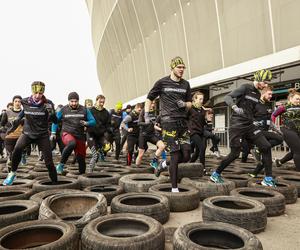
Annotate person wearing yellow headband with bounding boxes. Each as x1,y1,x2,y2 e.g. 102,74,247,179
3,81,58,186
106,101,123,160
144,56,192,192
210,69,275,187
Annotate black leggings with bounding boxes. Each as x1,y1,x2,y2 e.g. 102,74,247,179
5,139,18,160
203,129,220,151
190,134,206,167
280,151,293,165
11,134,57,182
169,144,190,188
217,135,272,176
281,127,300,171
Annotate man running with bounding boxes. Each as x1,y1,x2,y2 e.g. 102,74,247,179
210,69,275,187
144,56,192,192
52,92,96,174
3,81,58,185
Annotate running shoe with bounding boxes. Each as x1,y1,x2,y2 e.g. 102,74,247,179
274,159,282,168
150,158,158,169
261,176,276,187
3,172,16,186
56,163,64,174
210,171,224,183
154,161,167,177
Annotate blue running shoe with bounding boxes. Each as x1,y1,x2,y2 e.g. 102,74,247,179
56,163,64,174
261,176,276,187
3,172,16,186
150,158,158,169
210,171,224,183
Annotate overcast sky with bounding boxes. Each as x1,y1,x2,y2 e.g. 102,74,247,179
0,0,101,109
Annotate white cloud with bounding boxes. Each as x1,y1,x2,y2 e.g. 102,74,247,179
0,0,101,109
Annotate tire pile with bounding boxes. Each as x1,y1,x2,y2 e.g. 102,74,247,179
0,153,298,249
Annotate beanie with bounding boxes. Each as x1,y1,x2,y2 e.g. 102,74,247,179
31,81,45,94
68,92,79,100
170,56,185,69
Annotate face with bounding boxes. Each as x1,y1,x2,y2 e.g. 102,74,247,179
96,98,105,108
257,81,268,90
13,98,22,109
32,92,44,101
126,108,131,113
290,94,300,106
193,94,204,106
261,90,272,102
135,106,142,114
172,64,185,79
150,102,156,111
69,99,79,109
85,102,93,108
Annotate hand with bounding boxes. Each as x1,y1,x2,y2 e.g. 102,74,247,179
80,120,88,127
144,112,150,124
176,100,186,109
232,105,244,115
50,133,56,141
128,128,133,132
253,121,263,127
45,103,54,114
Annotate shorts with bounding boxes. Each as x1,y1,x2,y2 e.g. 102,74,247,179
139,134,159,150
229,125,263,148
62,132,86,157
162,120,190,153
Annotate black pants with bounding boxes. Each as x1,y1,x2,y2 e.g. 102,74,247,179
203,129,220,151
11,134,57,182
190,133,206,167
127,134,139,166
121,129,128,149
241,140,252,163
217,131,272,176
107,131,121,160
51,135,64,154
5,138,18,160
281,127,300,171
280,151,293,164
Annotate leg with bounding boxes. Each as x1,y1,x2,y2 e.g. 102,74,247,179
281,128,300,171
74,139,87,174
87,135,99,172
114,132,121,160
11,134,32,172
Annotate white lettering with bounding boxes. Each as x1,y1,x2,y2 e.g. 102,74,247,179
163,87,186,93
24,111,45,116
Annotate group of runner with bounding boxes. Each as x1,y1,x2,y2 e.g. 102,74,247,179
0,57,299,190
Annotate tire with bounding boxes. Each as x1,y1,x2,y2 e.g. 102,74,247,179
0,179,35,190
181,177,235,200
84,185,124,205
177,163,204,179
149,183,200,212
32,176,80,193
230,187,285,216
30,189,80,205
81,213,165,250
248,179,298,204
119,174,168,193
99,168,131,176
0,220,79,250
66,172,80,179
173,221,263,250
202,195,267,233
0,200,39,229
39,191,107,232
29,168,50,178
125,165,153,174
111,192,170,224
0,188,34,202
78,173,121,189
223,174,250,187
277,175,300,197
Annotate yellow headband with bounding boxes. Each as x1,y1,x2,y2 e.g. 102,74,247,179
31,81,45,94
170,57,185,69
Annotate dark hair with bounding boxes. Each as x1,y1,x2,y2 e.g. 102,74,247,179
192,91,204,101
12,95,22,101
135,103,143,109
126,104,132,110
6,102,13,108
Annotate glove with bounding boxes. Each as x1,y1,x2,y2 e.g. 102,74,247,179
80,120,88,127
144,112,150,124
232,105,244,115
50,133,56,141
45,103,54,114
176,100,186,109
253,121,263,127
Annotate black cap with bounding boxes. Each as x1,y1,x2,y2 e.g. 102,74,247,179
126,104,132,110
68,92,79,100
12,95,22,101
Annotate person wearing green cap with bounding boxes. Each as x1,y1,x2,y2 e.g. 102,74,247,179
209,69,276,187
144,56,192,192
3,81,58,186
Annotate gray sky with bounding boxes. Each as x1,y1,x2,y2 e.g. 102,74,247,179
0,0,101,110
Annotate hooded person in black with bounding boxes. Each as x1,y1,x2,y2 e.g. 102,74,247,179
3,81,58,185
144,56,192,192
210,69,276,187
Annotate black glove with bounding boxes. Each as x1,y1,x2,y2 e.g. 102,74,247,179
176,100,186,109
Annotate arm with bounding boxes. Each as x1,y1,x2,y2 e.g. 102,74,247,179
120,115,132,131
86,109,96,127
224,84,247,108
6,110,25,134
271,105,286,123
185,83,192,109
51,110,63,134
0,112,8,127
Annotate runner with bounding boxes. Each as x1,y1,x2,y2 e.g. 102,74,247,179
52,92,96,174
144,56,192,192
271,88,300,171
210,69,275,187
3,81,57,185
